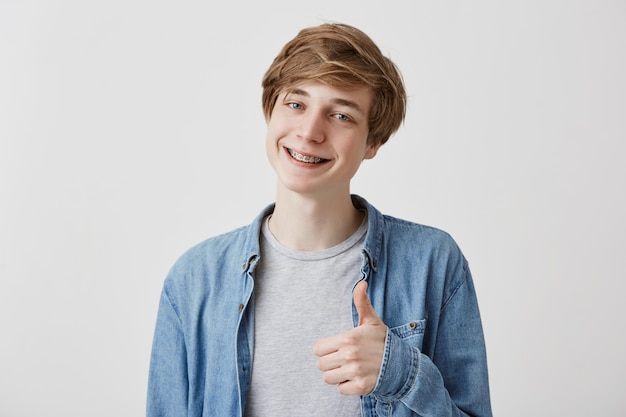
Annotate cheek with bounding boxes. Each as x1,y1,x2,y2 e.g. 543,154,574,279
265,123,286,167
266,112,288,140
265,119,279,145
343,138,371,161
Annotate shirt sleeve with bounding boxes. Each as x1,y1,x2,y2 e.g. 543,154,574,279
146,282,189,417
369,269,492,417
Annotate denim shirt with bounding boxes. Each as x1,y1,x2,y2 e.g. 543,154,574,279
147,195,492,417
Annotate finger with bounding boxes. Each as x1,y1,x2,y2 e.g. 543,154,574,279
321,367,348,386
353,281,382,326
324,368,375,396
337,378,373,396
312,334,341,357
316,351,342,372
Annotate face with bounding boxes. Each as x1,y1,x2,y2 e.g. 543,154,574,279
265,82,379,198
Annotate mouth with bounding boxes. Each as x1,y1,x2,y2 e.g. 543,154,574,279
287,148,328,164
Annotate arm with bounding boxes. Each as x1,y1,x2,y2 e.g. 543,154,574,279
372,269,492,417
146,283,189,417
314,272,491,416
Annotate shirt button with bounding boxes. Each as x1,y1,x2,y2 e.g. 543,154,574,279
408,321,417,330
239,304,244,312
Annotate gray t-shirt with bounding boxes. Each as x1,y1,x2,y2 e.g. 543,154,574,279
244,215,367,417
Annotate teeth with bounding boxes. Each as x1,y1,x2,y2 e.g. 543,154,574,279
288,149,324,163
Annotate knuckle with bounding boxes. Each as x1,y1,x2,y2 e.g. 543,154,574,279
322,373,334,384
340,333,358,346
343,348,359,362
354,377,371,394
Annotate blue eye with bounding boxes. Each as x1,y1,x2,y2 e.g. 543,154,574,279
336,113,350,122
289,102,303,110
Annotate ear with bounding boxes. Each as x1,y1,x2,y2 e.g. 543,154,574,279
364,142,381,160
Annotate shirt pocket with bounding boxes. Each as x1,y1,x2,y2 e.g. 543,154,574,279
388,319,426,349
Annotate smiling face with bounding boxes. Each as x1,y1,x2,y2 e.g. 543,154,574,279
266,82,380,198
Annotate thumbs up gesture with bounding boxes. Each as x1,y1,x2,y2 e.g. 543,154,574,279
313,281,387,396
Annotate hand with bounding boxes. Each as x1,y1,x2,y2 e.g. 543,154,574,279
313,281,387,396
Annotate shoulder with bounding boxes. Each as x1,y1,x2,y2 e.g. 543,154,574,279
185,225,250,259
168,225,251,278
160,225,253,304
378,213,471,300
163,202,272,282
377,214,473,309
382,214,452,238
154,225,254,329
382,214,462,256
357,194,466,268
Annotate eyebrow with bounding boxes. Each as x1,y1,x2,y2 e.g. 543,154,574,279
289,88,366,115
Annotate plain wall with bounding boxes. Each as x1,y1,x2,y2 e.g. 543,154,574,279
1,1,625,416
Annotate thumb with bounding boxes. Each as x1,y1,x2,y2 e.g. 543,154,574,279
354,281,382,326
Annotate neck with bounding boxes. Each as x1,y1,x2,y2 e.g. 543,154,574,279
268,188,363,251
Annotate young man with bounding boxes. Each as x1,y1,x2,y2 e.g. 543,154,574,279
147,23,492,417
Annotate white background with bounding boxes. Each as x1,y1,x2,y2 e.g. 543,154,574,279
1,1,625,416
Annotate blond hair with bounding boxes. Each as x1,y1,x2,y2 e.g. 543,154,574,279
261,23,406,147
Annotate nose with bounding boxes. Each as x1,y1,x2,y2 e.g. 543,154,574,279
296,110,325,143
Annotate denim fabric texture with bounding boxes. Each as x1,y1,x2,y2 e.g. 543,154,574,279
147,195,492,417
